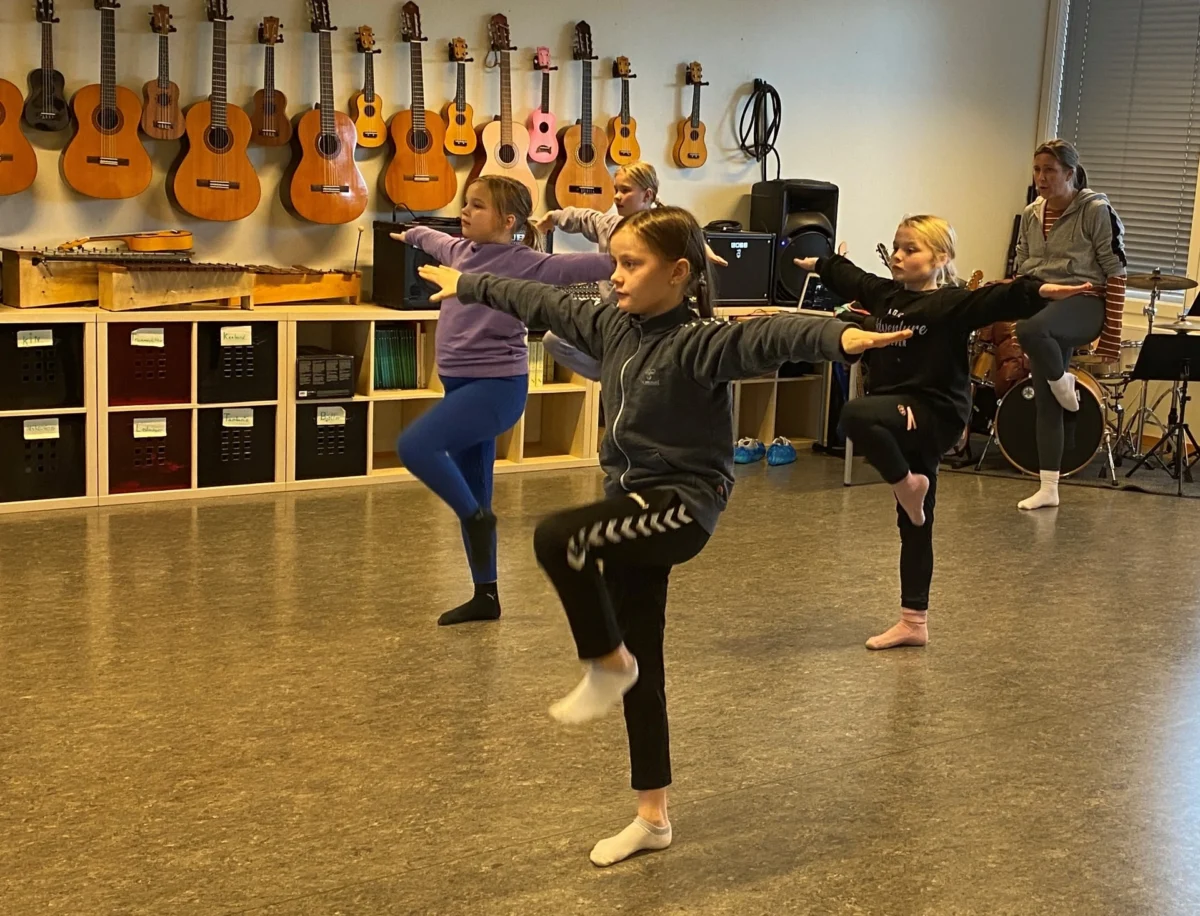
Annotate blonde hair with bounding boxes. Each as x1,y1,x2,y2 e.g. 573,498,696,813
1034,139,1087,190
615,161,662,208
612,206,714,317
899,215,959,287
467,175,545,251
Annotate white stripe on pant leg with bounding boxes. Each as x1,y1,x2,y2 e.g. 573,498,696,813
565,502,695,570
630,493,649,509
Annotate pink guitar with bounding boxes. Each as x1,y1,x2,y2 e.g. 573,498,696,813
527,46,558,164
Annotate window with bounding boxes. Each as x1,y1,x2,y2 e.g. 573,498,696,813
1054,0,1200,280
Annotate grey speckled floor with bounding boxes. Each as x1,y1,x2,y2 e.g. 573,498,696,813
3,454,1200,916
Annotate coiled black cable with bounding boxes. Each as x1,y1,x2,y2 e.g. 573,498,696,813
738,78,782,182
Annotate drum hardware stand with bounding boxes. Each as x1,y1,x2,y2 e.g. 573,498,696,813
1129,274,1165,458
1124,332,1200,496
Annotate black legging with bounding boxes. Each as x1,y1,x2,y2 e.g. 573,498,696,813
841,395,961,611
1015,295,1105,471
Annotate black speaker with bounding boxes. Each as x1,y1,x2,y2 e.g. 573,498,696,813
372,218,462,310
704,230,775,305
749,179,839,305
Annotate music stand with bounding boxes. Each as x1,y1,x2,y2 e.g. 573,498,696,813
1124,331,1200,495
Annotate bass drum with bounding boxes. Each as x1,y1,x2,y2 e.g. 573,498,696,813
994,368,1104,477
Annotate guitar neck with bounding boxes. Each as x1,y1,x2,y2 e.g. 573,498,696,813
319,30,335,136
158,34,169,89
499,50,512,146
620,78,630,125
690,83,702,128
410,40,425,126
541,72,550,114
100,8,116,112
581,59,592,137
41,22,54,74
264,45,276,97
211,20,228,127
364,51,375,102
455,62,466,113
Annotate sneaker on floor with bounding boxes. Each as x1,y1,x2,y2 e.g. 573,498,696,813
734,437,766,464
766,436,797,466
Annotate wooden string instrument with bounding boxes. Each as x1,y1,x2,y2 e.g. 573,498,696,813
284,0,367,224
249,16,291,146
170,0,261,221
23,0,70,132
442,38,477,156
58,230,195,252
553,21,614,212
672,61,708,169
140,4,184,140
385,2,457,210
471,13,539,207
527,47,558,164
350,25,386,148
607,56,640,166
0,75,38,196
62,0,153,200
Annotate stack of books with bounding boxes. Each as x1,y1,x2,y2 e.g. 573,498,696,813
374,326,420,390
528,337,557,388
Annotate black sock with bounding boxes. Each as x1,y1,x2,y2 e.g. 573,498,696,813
438,582,501,626
462,508,497,575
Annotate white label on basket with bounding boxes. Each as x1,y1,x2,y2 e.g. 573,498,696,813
23,418,60,441
131,328,165,348
222,408,254,428
220,325,252,347
316,406,346,427
133,417,168,439
16,329,53,348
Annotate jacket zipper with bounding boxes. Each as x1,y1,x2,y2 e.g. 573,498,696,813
613,326,642,490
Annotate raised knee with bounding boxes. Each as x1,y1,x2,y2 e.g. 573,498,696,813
840,399,870,434
534,515,574,565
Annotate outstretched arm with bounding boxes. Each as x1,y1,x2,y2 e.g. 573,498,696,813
392,227,470,267
797,254,898,315
893,277,1092,329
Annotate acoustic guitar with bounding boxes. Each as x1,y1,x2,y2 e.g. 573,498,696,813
350,26,386,149
285,0,367,224
24,0,69,132
471,14,539,207
249,16,291,146
140,5,184,140
384,2,456,211
0,79,38,196
607,56,640,166
59,230,194,253
553,22,614,212
442,38,477,156
527,47,558,164
62,1,153,200
170,0,260,222
672,62,708,169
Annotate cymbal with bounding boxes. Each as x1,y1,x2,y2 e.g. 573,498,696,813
1157,319,1200,333
1126,272,1198,291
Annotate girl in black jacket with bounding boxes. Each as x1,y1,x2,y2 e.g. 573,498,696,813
417,207,908,867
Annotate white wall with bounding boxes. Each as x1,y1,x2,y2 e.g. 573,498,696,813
0,0,1049,289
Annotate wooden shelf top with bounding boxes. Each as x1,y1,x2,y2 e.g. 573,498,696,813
0,405,88,418
370,388,445,401
0,303,442,323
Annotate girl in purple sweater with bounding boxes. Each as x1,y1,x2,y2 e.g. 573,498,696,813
392,176,612,626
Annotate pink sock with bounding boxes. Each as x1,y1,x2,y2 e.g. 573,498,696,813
892,473,930,527
866,608,928,650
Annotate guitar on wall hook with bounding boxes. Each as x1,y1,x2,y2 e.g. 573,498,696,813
553,21,614,211
442,37,477,155
527,47,558,164
672,61,708,169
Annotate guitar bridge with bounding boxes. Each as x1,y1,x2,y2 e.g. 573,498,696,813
261,129,278,137
402,176,438,183
363,132,380,139
86,156,130,167
0,154,12,163
686,153,701,161
196,180,242,191
310,184,352,194
453,140,469,147
567,185,604,195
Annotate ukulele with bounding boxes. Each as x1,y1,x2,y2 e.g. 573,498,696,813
553,22,614,212
384,2,456,210
0,78,38,196
249,17,291,146
62,1,153,200
527,47,558,164
672,61,708,169
350,26,386,148
442,38,477,156
140,5,184,140
472,14,538,206
285,0,367,224
170,0,260,222
607,56,640,166
24,0,69,132
59,230,194,253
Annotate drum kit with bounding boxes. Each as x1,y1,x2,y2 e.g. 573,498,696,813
966,270,1200,488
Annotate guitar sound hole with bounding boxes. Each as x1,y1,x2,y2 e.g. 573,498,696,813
157,93,172,108
364,105,376,118
578,144,596,166
690,130,699,142
498,144,516,166
316,132,341,158
538,123,550,134
0,102,7,125
455,114,466,127
408,129,431,154
205,126,233,154
620,127,631,139
94,106,121,133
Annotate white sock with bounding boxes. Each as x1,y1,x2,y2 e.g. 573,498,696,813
589,816,672,867
549,660,639,724
1048,373,1080,412
1018,470,1060,510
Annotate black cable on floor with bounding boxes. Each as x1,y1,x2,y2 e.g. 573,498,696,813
738,78,782,182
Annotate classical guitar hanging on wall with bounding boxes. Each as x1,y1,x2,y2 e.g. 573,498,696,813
24,0,70,132
284,0,368,224
351,25,386,148
62,0,153,200
607,56,640,166
553,21,614,211
672,61,708,169
170,0,261,221
0,77,38,195
140,5,184,140
443,37,477,156
471,13,539,207
249,16,291,146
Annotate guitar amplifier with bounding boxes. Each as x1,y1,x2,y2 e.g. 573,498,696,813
704,230,775,305
372,219,553,309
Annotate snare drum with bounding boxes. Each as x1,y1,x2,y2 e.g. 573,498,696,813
970,345,996,386
993,368,1105,477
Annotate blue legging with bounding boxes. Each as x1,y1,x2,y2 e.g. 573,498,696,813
396,374,527,583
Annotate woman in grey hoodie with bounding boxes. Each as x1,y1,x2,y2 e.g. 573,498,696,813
1013,139,1127,510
